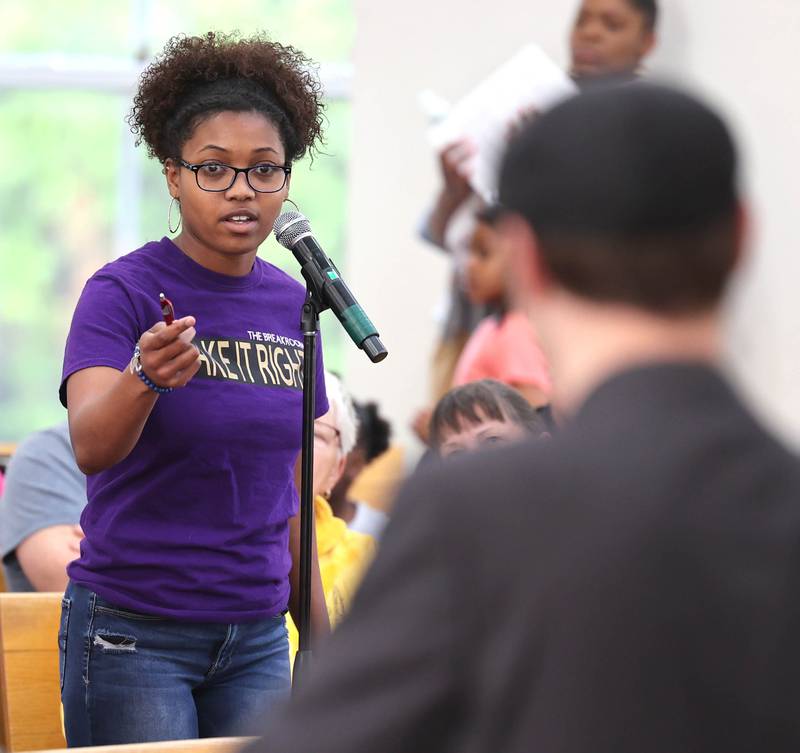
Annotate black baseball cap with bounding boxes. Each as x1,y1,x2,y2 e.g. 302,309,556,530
499,84,739,239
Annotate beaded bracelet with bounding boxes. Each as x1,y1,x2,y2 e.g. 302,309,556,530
135,368,174,395
130,343,173,395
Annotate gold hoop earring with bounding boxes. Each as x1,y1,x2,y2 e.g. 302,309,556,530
168,197,182,234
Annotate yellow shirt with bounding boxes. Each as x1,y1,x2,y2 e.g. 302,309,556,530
287,496,376,657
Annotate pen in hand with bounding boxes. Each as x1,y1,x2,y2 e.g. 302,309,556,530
135,294,200,390
159,292,175,325
159,292,194,345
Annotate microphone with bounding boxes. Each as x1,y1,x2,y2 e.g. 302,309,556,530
274,211,388,363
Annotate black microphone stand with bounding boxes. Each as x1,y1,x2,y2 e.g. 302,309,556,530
293,270,328,692
283,213,387,691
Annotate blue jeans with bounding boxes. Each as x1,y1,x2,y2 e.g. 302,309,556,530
60,581,290,745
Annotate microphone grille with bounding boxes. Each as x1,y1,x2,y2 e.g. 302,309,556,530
273,210,312,249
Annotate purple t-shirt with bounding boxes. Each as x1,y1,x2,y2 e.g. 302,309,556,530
60,237,327,622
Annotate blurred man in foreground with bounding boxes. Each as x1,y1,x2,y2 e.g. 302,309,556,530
250,84,800,752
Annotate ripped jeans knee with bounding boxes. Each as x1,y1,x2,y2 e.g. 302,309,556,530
92,632,137,652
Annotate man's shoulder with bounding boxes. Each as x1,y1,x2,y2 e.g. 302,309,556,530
403,394,800,557
4,424,83,495
0,424,85,557
7,424,72,471
401,437,574,535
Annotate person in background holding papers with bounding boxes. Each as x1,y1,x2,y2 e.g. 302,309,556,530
570,0,657,86
429,0,659,247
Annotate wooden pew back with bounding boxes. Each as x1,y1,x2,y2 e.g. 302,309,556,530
0,592,65,751
33,737,253,753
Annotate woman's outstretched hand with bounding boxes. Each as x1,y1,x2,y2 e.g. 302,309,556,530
138,316,201,389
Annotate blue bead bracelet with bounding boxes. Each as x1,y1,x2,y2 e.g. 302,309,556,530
136,368,173,394
131,345,173,394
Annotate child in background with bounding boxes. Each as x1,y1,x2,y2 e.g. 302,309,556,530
412,206,551,444
452,205,551,407
429,380,550,459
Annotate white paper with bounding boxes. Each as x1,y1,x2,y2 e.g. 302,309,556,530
427,44,577,202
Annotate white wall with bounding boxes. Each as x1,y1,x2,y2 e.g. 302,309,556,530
345,0,800,448
647,0,800,445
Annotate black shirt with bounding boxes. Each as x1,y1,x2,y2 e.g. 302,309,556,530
251,362,800,753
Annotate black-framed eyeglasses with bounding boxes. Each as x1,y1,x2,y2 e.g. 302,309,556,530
177,158,291,193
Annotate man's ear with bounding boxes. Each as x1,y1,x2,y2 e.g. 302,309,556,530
732,202,750,273
164,158,180,199
641,30,657,60
499,213,552,308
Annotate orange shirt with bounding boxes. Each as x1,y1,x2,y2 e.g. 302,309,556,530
452,311,552,393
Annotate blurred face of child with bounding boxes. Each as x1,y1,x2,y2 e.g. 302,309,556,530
465,221,509,306
438,411,527,459
570,0,655,80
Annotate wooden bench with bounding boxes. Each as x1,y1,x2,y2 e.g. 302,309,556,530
0,592,64,751
0,593,257,752
33,737,254,753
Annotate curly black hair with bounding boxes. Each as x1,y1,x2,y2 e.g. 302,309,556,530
128,31,325,166
354,401,392,462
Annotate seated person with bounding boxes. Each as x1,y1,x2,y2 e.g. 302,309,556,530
288,373,376,655
0,423,86,592
429,379,550,460
329,400,393,539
